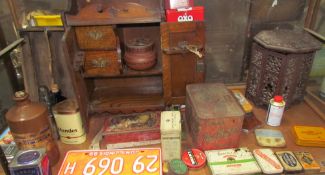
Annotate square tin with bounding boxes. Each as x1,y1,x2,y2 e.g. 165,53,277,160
253,149,283,174
186,83,244,150
275,151,303,174
294,151,320,174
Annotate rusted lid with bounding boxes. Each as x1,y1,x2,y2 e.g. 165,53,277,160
254,29,322,53
186,83,244,119
52,99,79,114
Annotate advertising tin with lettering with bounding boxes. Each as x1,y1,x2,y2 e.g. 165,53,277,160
294,151,320,174
275,151,302,174
9,148,50,175
181,148,206,172
205,147,261,175
253,149,283,174
266,96,285,126
161,111,181,161
53,99,86,144
166,7,204,22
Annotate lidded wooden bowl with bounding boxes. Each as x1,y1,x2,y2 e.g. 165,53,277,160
124,37,156,70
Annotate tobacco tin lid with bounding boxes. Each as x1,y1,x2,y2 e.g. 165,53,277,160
53,99,79,114
161,111,181,133
186,83,244,119
182,148,206,169
169,159,188,174
253,149,283,174
205,147,261,175
9,148,45,168
275,151,303,172
294,152,320,173
254,29,322,53
255,129,286,147
293,125,325,142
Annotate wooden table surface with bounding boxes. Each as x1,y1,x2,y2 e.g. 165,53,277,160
52,101,325,174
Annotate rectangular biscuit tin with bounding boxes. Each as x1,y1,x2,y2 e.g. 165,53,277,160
205,147,261,175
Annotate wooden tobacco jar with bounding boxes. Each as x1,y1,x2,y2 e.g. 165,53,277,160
124,37,157,70
5,91,59,166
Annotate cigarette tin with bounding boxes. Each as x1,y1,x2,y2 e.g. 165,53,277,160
161,111,181,161
182,148,206,170
255,129,286,147
205,147,261,175
275,151,303,174
293,125,325,147
253,149,283,174
294,151,320,174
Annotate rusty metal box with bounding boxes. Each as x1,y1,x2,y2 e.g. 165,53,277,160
185,83,244,150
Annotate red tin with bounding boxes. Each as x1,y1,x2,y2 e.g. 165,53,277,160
185,83,244,150
164,0,194,9
100,112,161,148
182,148,206,169
166,7,204,22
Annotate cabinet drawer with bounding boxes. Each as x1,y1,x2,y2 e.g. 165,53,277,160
76,26,117,50
84,51,121,76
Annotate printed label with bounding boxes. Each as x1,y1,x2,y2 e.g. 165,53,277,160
282,153,297,167
11,126,51,149
266,105,284,126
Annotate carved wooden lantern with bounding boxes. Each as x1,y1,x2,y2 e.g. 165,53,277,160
246,29,322,108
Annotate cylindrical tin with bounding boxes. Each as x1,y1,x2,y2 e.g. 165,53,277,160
181,148,206,171
168,159,188,175
160,111,181,161
52,99,86,144
8,148,50,175
266,96,285,126
5,91,59,166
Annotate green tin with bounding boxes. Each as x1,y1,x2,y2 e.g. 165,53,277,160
169,159,188,175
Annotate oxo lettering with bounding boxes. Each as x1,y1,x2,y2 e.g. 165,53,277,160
177,15,193,22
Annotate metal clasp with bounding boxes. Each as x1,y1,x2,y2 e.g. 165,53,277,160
91,58,108,68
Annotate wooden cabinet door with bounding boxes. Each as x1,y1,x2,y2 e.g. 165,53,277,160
62,27,90,131
161,22,205,104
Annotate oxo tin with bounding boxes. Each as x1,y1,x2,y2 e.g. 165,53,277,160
266,96,285,126
9,148,49,175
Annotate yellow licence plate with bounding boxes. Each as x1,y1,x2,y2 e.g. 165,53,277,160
58,148,162,175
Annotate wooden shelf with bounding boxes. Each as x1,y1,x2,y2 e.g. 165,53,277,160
83,62,162,78
90,94,164,114
19,27,64,32
66,2,162,26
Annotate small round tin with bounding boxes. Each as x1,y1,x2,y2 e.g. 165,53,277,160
169,159,188,175
181,148,206,169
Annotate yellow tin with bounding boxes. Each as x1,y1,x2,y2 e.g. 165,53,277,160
53,99,86,144
293,125,325,147
32,15,63,26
